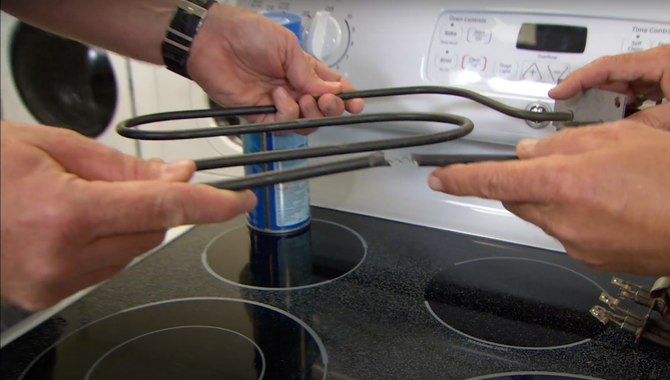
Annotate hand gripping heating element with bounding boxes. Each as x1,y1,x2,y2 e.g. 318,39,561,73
116,86,626,191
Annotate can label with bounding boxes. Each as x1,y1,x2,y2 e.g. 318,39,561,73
243,132,311,233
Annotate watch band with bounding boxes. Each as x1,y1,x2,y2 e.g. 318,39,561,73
162,0,217,79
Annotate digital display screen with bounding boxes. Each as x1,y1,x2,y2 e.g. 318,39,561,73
516,24,588,53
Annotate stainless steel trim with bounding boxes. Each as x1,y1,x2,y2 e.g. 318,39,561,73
178,0,208,18
163,37,190,52
167,27,194,42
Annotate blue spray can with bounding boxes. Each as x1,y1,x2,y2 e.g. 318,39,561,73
243,12,311,235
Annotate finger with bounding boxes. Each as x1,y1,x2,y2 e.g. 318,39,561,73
273,87,317,135
272,86,301,122
284,45,342,96
14,122,196,182
312,59,365,114
293,94,324,136
300,62,348,115
84,180,257,235
515,124,618,159
298,93,326,119
626,102,670,130
83,231,167,269
316,93,346,117
629,82,667,102
427,156,569,203
549,46,670,100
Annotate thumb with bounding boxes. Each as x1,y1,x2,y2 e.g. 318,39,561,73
284,40,342,96
626,103,670,131
87,180,258,235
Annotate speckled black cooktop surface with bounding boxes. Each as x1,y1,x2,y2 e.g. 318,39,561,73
2,207,668,380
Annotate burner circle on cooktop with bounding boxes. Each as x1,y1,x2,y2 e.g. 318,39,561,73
424,257,608,350
19,298,328,380
86,326,265,380
202,219,367,290
464,372,605,380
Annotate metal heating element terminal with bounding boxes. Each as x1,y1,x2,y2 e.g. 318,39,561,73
591,276,670,348
116,86,625,191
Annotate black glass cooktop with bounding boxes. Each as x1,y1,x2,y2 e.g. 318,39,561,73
1,207,669,380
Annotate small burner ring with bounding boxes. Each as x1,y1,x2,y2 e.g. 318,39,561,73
202,219,368,291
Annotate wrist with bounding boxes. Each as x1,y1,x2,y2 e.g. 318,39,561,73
185,2,241,75
161,0,221,78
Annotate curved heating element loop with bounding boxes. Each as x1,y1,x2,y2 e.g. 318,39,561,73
116,86,574,191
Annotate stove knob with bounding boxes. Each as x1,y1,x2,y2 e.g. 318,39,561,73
303,11,343,62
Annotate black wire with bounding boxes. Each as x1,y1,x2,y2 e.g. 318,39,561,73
115,85,573,190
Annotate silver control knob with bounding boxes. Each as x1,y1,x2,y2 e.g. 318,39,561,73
303,11,351,67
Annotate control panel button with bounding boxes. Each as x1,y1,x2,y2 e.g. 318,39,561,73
436,54,458,69
522,62,542,82
440,27,463,43
548,63,570,82
462,55,487,72
622,38,651,52
494,62,518,79
654,41,668,47
467,28,492,44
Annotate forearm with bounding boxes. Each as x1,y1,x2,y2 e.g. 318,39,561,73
1,0,182,65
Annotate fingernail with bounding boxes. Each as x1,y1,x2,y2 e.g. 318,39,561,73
518,139,539,152
160,160,193,179
326,81,342,91
239,190,257,212
428,174,445,192
276,87,288,100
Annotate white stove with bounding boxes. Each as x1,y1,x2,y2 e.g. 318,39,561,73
130,0,670,251
2,1,670,376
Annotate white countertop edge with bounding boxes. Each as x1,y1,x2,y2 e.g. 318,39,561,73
0,225,195,349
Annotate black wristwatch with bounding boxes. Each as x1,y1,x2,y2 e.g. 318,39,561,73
162,0,218,79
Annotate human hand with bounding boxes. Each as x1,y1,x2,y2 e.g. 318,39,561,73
427,121,670,276
0,121,256,311
550,45,670,130
186,4,364,132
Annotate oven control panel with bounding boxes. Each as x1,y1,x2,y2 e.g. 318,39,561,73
231,1,669,146
426,12,670,96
